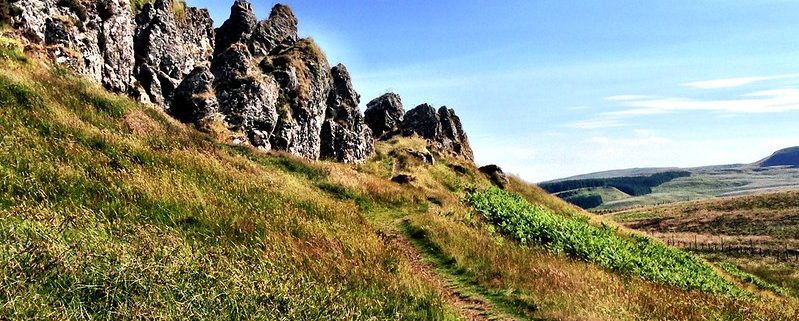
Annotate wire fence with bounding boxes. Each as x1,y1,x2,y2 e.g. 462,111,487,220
666,237,799,262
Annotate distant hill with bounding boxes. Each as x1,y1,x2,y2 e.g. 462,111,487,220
543,147,799,211
757,146,799,167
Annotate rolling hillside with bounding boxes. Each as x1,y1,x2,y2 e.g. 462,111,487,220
544,149,799,211
610,190,799,298
757,147,799,167
1,32,797,320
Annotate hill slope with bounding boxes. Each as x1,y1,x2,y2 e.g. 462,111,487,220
610,190,799,297
757,146,799,167
0,32,797,321
544,149,799,211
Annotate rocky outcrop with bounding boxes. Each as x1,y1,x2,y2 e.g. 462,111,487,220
401,104,474,161
214,0,257,57
212,42,279,149
134,0,214,106
364,94,472,161
250,3,297,57
320,64,374,162
9,0,475,165
14,0,135,93
268,39,331,159
365,92,404,138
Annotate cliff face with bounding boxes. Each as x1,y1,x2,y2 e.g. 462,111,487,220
8,0,470,163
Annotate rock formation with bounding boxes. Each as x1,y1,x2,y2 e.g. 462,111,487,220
479,165,509,189
134,0,214,106
320,64,374,162
8,0,473,164
365,93,404,138
14,0,135,92
364,94,473,161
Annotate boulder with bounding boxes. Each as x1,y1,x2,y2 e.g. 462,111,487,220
171,66,218,124
364,92,404,138
479,165,509,189
391,174,415,185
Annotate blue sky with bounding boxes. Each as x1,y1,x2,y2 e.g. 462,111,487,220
188,0,799,182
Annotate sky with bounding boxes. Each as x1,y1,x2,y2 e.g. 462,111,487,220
187,0,799,182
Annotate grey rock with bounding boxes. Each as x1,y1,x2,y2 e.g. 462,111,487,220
391,174,415,185
134,0,214,105
479,165,509,189
365,92,404,139
437,106,474,161
171,66,218,124
268,38,331,159
406,149,435,165
212,43,279,149
17,0,134,92
136,64,179,106
99,0,135,93
448,164,469,175
402,103,441,139
214,0,256,57
250,3,298,57
319,64,373,163
401,103,473,161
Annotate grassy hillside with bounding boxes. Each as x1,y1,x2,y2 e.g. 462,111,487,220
1,33,797,320
561,165,799,211
611,191,799,298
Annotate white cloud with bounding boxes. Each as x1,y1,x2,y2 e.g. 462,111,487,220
567,105,591,111
567,118,626,129
604,95,651,101
589,131,672,147
682,73,799,89
621,88,799,114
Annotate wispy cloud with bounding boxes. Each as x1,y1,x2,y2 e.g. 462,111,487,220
682,73,799,89
567,105,591,111
567,118,626,129
620,88,799,113
570,87,799,131
589,130,672,147
604,95,651,101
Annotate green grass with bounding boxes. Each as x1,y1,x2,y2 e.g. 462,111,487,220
466,187,742,295
719,262,790,296
0,41,459,319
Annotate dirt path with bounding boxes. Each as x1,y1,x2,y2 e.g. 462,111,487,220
387,233,511,321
